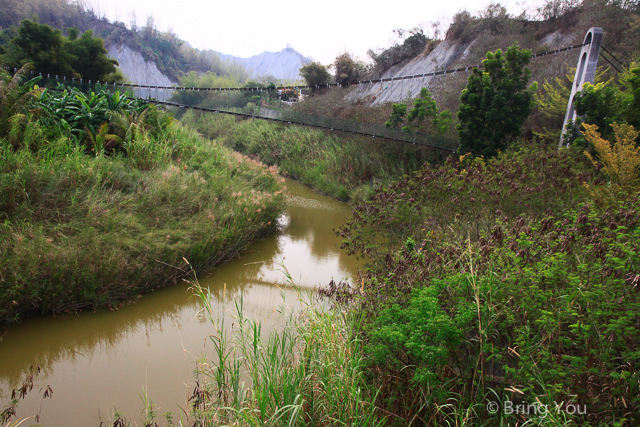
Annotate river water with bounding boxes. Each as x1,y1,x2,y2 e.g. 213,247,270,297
0,180,358,426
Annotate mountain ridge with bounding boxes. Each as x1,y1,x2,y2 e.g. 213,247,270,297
215,47,312,82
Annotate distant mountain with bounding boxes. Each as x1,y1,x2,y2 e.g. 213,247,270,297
217,47,312,82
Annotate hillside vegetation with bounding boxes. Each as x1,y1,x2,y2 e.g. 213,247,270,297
0,67,284,323
295,0,640,136
0,0,249,83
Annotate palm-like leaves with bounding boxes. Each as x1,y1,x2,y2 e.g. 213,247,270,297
35,83,148,148
0,64,42,138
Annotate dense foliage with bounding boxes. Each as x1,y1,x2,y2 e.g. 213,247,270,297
361,200,640,426
0,73,285,324
566,64,640,145
457,43,537,157
338,145,594,258
299,61,332,88
180,111,445,202
385,87,454,137
0,0,249,83
2,20,120,82
367,28,433,75
333,52,368,86
583,123,640,207
1,66,151,156
335,141,640,425
0,65,41,141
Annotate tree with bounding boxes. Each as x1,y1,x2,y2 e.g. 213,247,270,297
582,64,640,133
9,19,74,77
333,52,367,86
7,20,120,82
386,87,453,136
562,63,640,147
457,43,537,157
299,61,331,88
65,29,118,81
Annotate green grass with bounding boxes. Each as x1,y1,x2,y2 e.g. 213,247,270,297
334,143,640,426
178,270,385,427
0,121,285,323
180,110,448,202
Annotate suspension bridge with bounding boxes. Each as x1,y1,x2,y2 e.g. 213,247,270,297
16,33,621,152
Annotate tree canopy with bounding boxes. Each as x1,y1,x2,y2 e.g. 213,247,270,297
299,61,331,88
457,43,537,157
3,19,119,82
333,53,367,86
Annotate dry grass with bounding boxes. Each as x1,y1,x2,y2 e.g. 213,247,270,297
0,122,286,323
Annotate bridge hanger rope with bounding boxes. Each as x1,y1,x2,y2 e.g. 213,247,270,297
599,51,623,73
13,41,589,93
599,45,628,73
147,99,458,152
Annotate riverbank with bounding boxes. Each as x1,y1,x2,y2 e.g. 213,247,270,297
186,138,640,426
0,179,356,426
0,122,285,324
180,111,448,202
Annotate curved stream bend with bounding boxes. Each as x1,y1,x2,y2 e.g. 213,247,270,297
0,180,358,426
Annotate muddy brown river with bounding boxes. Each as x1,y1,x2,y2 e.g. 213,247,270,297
0,180,358,426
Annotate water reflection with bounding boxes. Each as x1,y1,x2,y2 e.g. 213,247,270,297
0,180,358,426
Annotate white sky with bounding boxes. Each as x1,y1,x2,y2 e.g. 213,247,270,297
88,0,546,64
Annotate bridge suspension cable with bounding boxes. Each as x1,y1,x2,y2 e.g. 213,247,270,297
17,40,591,153
11,41,589,93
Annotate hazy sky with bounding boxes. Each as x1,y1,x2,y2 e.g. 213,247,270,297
89,0,546,64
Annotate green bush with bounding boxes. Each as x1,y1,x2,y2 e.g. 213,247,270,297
333,52,367,86
299,61,331,88
359,201,640,426
4,20,119,82
385,87,454,137
367,28,430,74
34,84,148,151
565,64,640,146
457,43,537,157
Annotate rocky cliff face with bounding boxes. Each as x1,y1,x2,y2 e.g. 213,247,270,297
106,43,310,86
218,47,312,82
106,44,176,86
346,29,579,106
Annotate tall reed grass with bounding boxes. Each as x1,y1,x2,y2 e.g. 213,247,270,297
181,269,384,427
180,111,446,202
0,122,286,323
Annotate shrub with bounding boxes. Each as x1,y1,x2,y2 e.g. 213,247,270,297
34,84,148,150
5,20,120,82
385,87,454,137
367,28,429,73
299,61,331,88
567,64,640,146
457,43,537,157
583,122,640,206
360,201,640,425
333,52,367,86
0,63,42,144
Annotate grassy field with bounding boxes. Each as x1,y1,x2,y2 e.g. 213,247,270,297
180,110,448,202
0,120,285,324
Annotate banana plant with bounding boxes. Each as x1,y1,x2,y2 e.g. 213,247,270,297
34,84,150,148
85,123,123,157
